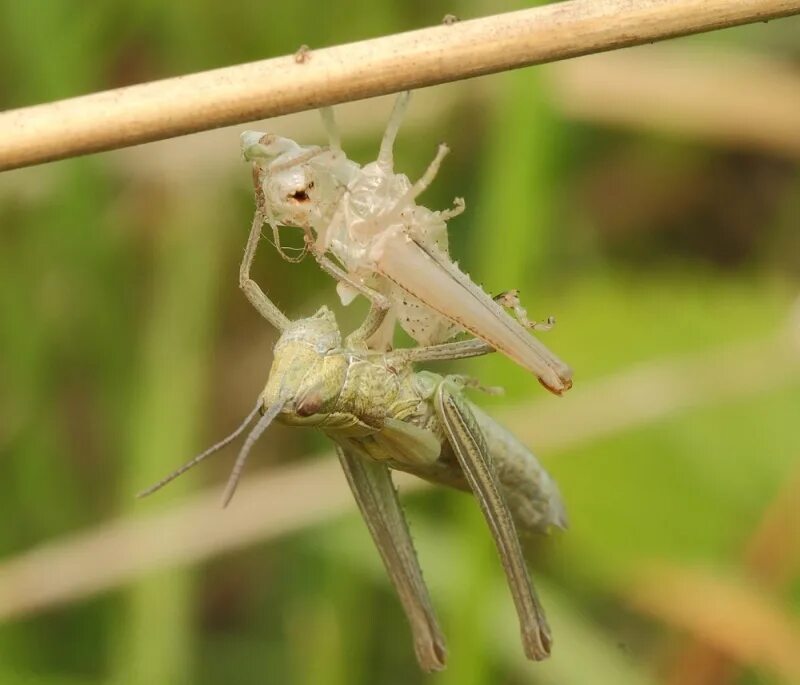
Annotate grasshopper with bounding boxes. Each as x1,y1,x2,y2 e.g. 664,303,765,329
140,302,567,671
240,92,573,395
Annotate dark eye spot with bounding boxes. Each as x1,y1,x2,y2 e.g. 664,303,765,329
289,189,309,202
296,393,322,417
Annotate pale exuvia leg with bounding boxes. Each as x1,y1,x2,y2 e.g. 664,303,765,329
365,306,396,352
319,106,342,154
311,250,393,311
310,185,348,255
301,194,392,310
267,146,325,174
393,143,449,209
336,443,447,672
240,211,291,331
438,197,465,222
435,383,552,661
345,303,390,347
381,338,495,366
494,290,555,332
448,374,504,397
370,143,451,232
377,91,412,170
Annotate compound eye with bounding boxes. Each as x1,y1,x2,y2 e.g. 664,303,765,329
296,390,322,417
287,181,314,203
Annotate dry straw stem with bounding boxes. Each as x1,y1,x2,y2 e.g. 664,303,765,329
547,45,800,160
81,47,800,187
627,565,800,681
741,466,800,588
0,326,798,622
1,0,800,170
664,465,800,685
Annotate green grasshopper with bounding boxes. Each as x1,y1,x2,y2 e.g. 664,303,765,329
140,298,567,671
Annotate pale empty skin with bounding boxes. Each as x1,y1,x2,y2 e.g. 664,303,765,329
140,305,567,671
240,92,573,395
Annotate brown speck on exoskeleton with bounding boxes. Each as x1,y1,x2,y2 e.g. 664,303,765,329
252,167,265,209
294,45,311,64
442,14,458,25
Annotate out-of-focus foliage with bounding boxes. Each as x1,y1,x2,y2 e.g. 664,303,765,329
1,1,799,684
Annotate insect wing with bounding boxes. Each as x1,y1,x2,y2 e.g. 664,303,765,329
377,417,441,467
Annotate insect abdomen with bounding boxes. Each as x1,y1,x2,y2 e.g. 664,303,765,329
469,403,568,535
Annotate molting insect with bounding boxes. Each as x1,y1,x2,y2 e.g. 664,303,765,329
140,303,567,671
240,92,573,395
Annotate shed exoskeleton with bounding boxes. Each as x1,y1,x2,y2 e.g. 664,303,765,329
240,92,573,395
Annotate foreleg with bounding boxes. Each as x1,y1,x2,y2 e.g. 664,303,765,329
311,249,393,311
239,211,290,331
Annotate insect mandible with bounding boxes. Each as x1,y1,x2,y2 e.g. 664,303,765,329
240,92,573,395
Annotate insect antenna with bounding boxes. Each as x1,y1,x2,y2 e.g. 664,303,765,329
265,219,308,264
136,402,262,499
221,395,287,508
268,147,326,174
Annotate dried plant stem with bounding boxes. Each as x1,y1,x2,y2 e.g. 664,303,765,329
547,46,800,159
1,0,799,170
664,465,800,685
628,565,800,682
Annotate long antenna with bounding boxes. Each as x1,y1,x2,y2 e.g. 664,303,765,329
221,396,287,507
137,402,262,498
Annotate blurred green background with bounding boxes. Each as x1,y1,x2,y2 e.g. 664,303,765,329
1,1,799,684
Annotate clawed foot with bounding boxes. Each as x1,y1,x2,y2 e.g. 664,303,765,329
494,289,555,332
